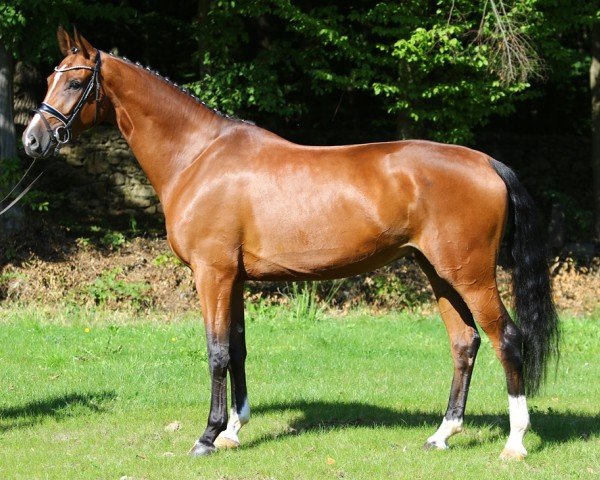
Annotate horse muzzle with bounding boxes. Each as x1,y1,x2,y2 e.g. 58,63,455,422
22,115,63,158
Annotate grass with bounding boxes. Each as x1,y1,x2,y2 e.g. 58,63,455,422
0,304,598,479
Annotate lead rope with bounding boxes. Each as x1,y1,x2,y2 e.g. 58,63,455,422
0,158,38,204
0,159,44,217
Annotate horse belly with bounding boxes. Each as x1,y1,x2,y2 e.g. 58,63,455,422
241,206,412,280
243,242,412,280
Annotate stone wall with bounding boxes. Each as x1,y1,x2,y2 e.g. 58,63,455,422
57,126,162,217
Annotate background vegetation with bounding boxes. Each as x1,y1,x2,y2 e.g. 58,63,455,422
0,0,598,244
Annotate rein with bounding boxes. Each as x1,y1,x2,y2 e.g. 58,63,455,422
33,50,102,157
0,159,44,217
1,52,101,217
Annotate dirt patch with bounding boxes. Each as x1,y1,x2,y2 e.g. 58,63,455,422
0,221,598,316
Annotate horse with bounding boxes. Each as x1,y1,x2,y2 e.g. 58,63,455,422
22,27,559,460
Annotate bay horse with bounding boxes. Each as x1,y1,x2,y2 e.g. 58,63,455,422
23,28,559,460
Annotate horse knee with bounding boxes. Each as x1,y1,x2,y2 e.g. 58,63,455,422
208,342,230,373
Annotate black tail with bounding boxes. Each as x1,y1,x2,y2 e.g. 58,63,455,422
490,159,560,396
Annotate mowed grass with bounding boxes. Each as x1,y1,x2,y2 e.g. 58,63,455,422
0,305,599,480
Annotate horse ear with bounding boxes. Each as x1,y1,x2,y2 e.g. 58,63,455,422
57,25,74,57
72,26,96,59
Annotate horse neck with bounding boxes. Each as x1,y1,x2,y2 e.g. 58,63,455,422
101,55,227,200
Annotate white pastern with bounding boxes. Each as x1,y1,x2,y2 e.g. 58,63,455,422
503,395,530,456
426,417,463,449
237,397,251,425
215,398,250,448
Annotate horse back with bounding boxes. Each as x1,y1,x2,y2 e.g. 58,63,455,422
164,127,507,279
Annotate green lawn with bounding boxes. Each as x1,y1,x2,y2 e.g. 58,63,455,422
0,304,598,479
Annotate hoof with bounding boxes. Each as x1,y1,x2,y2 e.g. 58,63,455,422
214,433,240,450
188,441,216,457
500,448,526,461
423,441,448,451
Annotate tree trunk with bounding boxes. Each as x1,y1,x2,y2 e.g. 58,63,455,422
13,61,40,130
197,0,212,77
397,111,413,140
592,23,600,245
0,42,16,159
0,41,24,235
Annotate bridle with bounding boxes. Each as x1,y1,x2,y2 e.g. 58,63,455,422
33,49,102,157
0,50,103,217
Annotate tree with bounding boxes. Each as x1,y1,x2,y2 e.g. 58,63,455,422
592,22,600,244
188,0,598,242
189,1,543,144
0,42,16,160
0,40,23,233
528,1,599,244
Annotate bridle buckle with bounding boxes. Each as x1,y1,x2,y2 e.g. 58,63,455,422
54,125,71,144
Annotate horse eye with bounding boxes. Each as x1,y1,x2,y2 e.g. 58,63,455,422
69,80,82,90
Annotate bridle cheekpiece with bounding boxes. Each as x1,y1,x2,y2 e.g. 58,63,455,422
33,49,102,156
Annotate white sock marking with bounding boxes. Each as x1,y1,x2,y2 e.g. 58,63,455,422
427,417,463,449
504,395,530,455
216,397,250,445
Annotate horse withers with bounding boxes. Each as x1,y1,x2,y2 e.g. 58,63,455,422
22,27,559,460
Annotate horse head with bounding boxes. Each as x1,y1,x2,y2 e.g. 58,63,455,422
23,26,111,158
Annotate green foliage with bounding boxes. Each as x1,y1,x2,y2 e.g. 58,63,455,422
99,230,126,250
284,281,342,323
84,268,150,309
369,274,427,310
0,271,24,298
286,282,324,323
543,190,594,239
0,157,60,212
0,0,133,62
152,252,184,268
189,0,579,143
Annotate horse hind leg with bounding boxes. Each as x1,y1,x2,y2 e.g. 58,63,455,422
461,282,529,459
418,249,530,459
416,253,481,450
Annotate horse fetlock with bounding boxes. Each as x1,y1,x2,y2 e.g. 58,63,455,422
188,441,217,457
426,417,463,450
236,399,251,425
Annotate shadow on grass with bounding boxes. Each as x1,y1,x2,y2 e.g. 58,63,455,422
248,401,600,450
0,391,116,432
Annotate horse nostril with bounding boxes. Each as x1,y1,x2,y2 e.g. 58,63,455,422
28,134,40,151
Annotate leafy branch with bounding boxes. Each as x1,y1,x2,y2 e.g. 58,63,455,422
477,0,544,84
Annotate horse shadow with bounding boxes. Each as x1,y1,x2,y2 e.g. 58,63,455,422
0,390,116,432
246,400,600,450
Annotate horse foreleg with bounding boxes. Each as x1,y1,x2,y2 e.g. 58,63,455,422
189,267,237,457
214,283,250,449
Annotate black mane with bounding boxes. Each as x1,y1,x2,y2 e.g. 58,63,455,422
107,51,252,125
